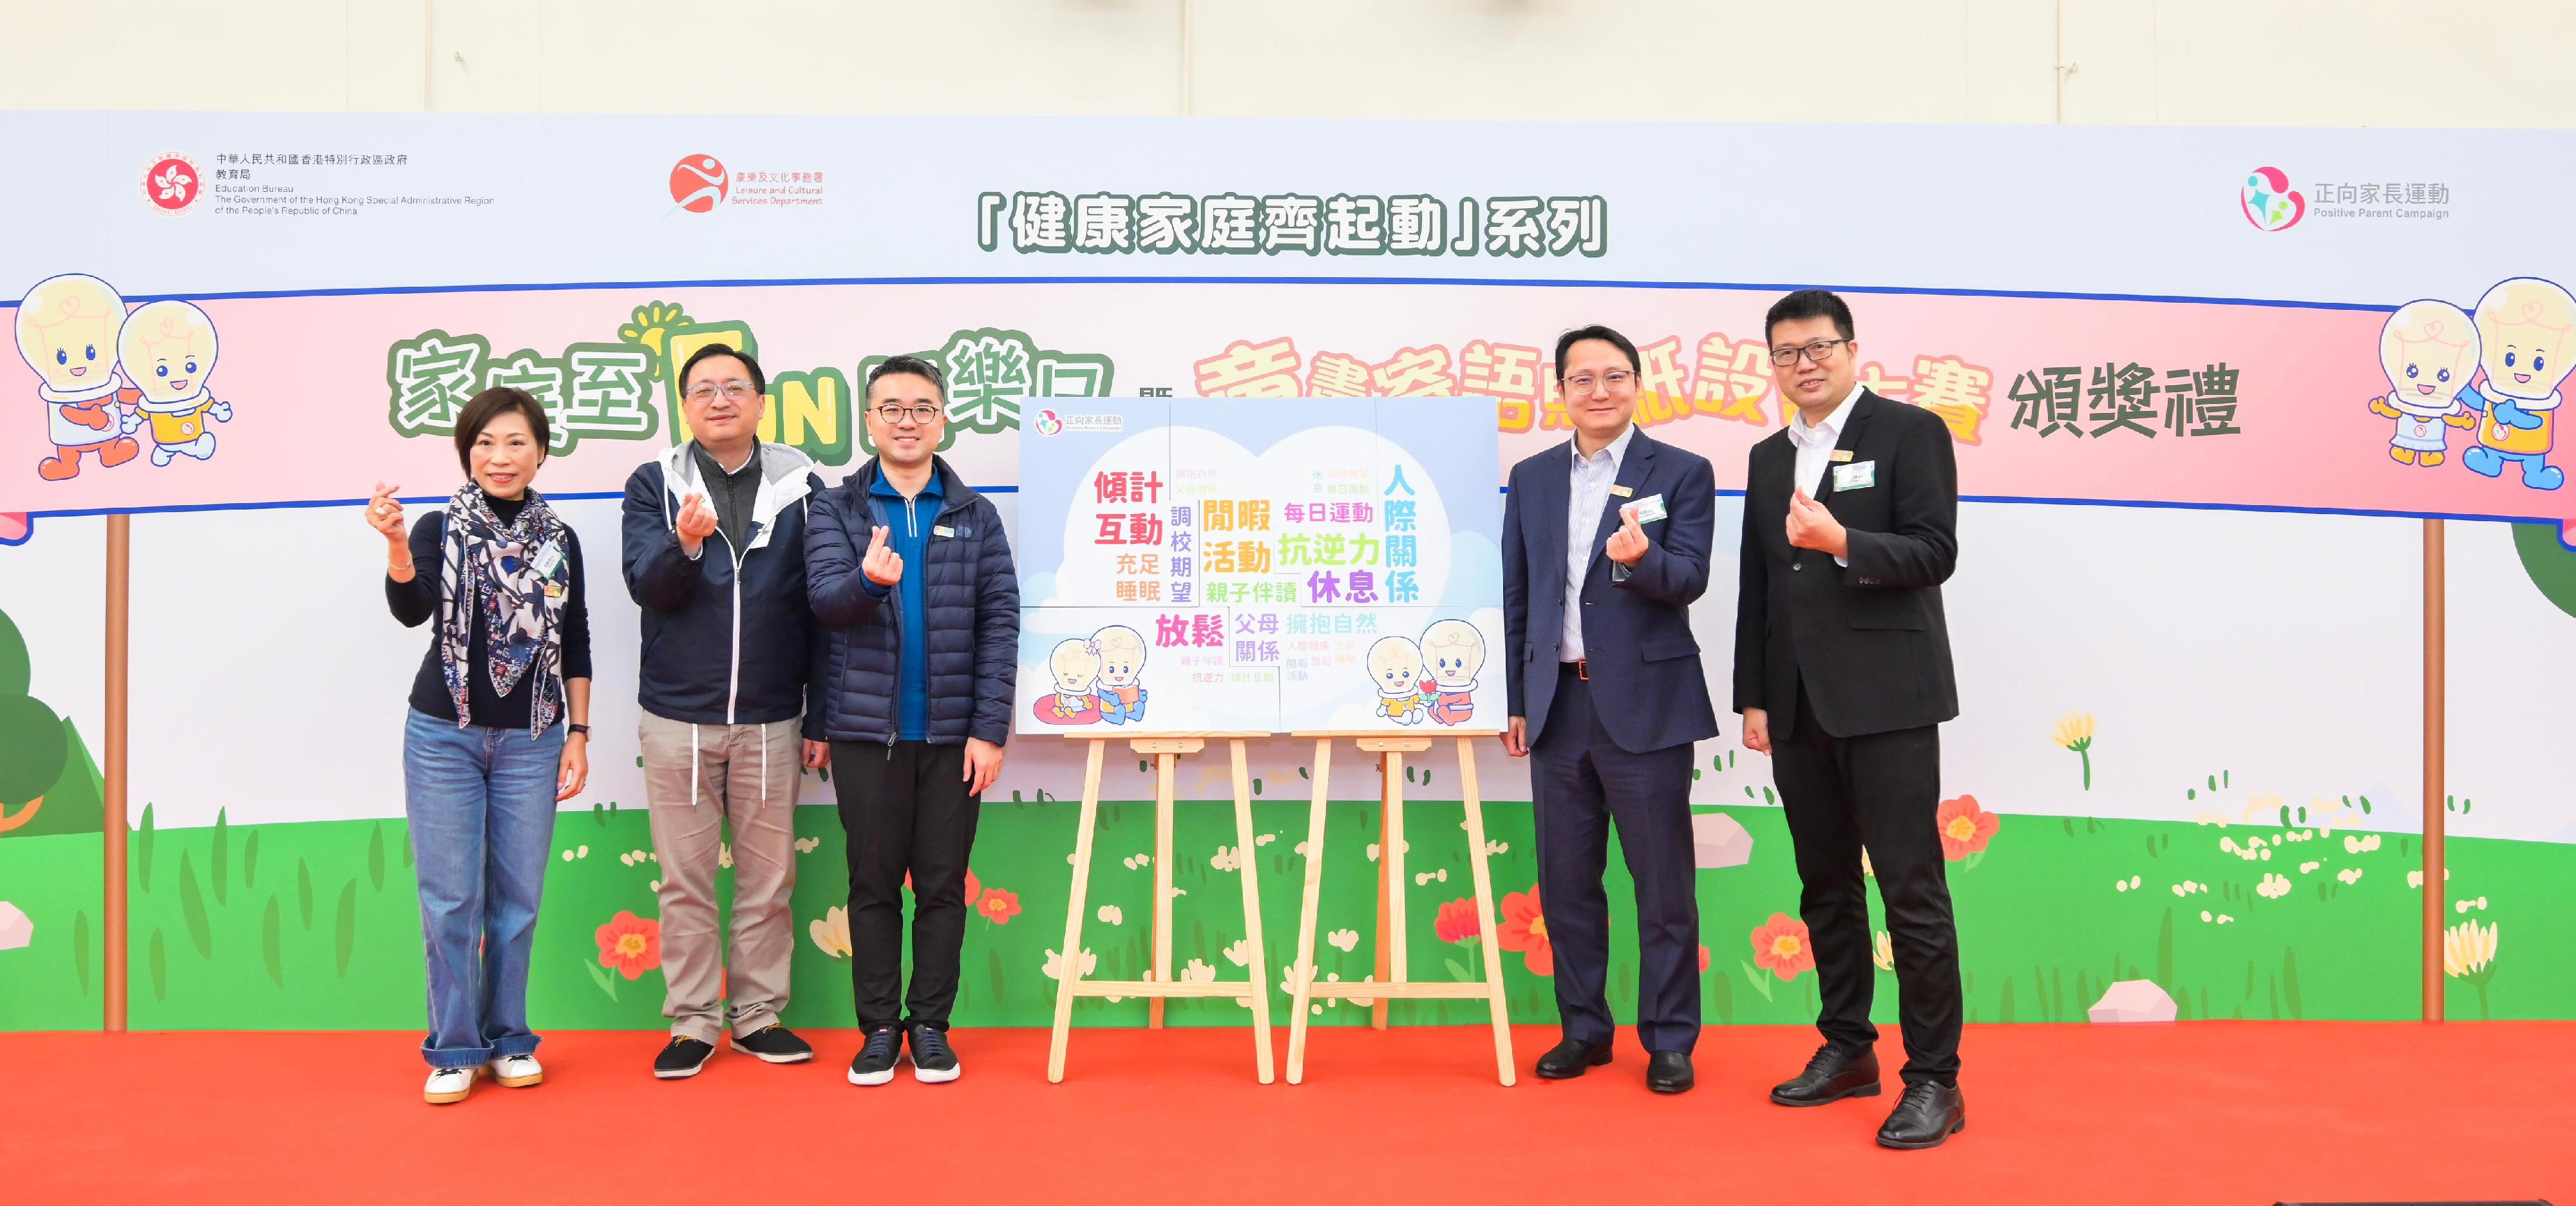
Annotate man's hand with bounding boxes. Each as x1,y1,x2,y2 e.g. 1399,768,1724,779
802,739,830,770
1741,707,1770,754
862,524,904,588
676,492,717,558
1786,489,1848,559
1605,505,1649,565
1502,716,1529,758
962,737,1004,796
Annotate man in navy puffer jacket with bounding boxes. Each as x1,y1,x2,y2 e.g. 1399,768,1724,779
806,354,1018,1087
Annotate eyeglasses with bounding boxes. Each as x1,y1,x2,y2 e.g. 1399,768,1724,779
1768,340,1850,368
873,403,945,425
683,382,759,403
1562,370,1637,395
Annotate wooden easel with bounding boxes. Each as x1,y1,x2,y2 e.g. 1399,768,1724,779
1283,731,1513,1086
1046,732,1276,1084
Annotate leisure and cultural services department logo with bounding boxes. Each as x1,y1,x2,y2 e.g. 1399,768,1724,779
142,153,202,215
670,154,729,213
2240,166,2305,232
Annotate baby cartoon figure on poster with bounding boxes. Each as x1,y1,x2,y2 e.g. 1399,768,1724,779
1418,619,1484,727
1367,635,1426,725
1091,624,1149,725
118,300,231,467
1032,637,1104,725
15,273,143,481
2368,299,2481,467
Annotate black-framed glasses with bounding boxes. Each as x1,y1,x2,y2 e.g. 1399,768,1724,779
683,381,759,403
1769,340,1850,367
873,403,944,424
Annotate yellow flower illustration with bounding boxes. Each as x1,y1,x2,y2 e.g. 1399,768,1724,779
2052,711,2096,790
808,905,852,959
2443,918,2501,1018
1871,930,1894,972
2443,919,2498,978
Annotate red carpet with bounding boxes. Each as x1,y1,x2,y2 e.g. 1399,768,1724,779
3,1022,2566,1204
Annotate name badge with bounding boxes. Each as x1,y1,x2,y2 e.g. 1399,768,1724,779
1627,493,1668,524
1608,484,1634,498
1831,461,1877,492
530,541,564,578
934,525,955,537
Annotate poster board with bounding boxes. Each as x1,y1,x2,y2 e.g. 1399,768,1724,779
1014,397,1504,735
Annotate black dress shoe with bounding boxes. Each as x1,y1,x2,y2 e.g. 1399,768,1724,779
1877,1080,1966,1149
1533,1038,1613,1079
1645,1051,1694,1095
1769,1043,1882,1106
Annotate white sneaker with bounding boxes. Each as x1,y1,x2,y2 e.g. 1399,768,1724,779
485,1053,544,1087
424,1067,475,1105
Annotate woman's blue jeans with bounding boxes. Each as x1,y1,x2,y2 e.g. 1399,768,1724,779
402,709,562,1069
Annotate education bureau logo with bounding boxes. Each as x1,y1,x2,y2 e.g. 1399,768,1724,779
669,154,729,213
141,153,203,216
2240,166,2304,232
1031,408,1066,437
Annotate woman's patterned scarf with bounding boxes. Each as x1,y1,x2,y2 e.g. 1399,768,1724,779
437,484,571,735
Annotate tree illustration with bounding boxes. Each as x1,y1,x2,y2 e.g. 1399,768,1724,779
0,606,100,837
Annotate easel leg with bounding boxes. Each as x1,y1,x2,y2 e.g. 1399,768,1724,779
1048,739,1108,1084
1287,738,1332,1083
1372,754,1392,1031
1383,750,1408,1025
1457,736,1515,1086
1151,751,1176,1029
1229,739,1276,1083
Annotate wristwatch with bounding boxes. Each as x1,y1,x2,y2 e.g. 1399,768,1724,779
567,723,591,736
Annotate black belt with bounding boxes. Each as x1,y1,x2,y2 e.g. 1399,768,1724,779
1561,659,1587,680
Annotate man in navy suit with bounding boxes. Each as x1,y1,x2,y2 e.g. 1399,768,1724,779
1502,325,1720,1095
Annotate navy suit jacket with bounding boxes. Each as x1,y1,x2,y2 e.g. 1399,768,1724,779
1502,426,1721,754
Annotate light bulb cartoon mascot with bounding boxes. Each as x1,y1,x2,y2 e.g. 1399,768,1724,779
1090,624,1149,725
1035,636,1103,725
2461,276,2576,491
1367,635,1426,725
2368,299,2480,467
118,300,231,467
1419,618,1484,728
16,274,142,481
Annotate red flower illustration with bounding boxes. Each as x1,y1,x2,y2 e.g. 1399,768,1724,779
1434,897,1482,944
1936,794,2002,861
1495,885,1552,977
1699,944,1712,973
596,910,663,981
965,868,984,907
978,886,1021,924
1748,912,1814,982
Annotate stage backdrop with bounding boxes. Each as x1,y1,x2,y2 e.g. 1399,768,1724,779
1,113,2570,1035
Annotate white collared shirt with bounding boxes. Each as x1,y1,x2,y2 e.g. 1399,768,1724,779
1786,384,1860,567
1562,425,1636,661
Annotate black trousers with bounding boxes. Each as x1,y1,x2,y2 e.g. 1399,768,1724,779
832,740,981,1030
1528,665,1701,1054
1769,677,1962,1086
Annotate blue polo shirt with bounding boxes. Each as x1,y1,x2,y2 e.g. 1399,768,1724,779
862,468,943,741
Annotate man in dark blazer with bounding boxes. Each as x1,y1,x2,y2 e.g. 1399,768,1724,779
1502,325,1719,1095
1734,289,1966,1149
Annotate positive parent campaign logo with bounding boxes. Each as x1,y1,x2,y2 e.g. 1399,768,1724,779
2241,166,2305,232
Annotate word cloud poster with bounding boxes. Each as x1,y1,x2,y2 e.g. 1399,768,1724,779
1016,397,1504,736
